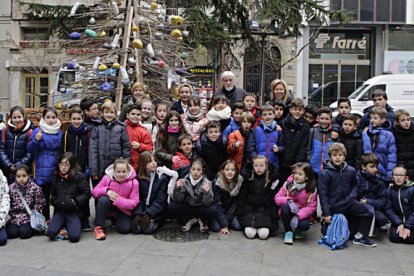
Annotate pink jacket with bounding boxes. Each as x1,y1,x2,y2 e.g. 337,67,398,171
274,178,317,220
181,112,207,142
92,164,139,216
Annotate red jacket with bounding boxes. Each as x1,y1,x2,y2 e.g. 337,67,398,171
171,152,191,170
250,106,262,128
125,119,153,171
227,130,246,171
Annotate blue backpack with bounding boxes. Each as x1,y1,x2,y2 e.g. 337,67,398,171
318,214,350,250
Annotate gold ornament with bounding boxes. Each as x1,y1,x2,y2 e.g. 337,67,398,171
131,25,139,32
97,31,106,38
112,63,121,69
132,39,144,49
98,64,108,71
171,29,182,39
150,3,158,10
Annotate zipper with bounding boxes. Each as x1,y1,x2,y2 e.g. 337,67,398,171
398,188,406,223
75,135,79,158
12,135,17,162
320,133,326,172
266,133,270,158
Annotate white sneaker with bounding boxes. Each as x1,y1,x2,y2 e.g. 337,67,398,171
181,218,198,232
198,219,209,232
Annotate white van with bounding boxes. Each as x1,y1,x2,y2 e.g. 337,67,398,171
330,74,414,117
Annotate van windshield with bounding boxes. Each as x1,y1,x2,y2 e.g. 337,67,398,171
348,84,368,99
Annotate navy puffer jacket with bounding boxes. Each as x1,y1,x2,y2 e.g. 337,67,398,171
385,181,414,229
356,169,387,211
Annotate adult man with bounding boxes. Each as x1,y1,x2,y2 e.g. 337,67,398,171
214,71,246,107
359,89,394,130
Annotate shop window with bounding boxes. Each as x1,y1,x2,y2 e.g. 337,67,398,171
360,0,374,21
343,0,358,20
388,27,414,51
391,0,406,22
376,0,390,22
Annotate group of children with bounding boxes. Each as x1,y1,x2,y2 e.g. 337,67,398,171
0,81,413,249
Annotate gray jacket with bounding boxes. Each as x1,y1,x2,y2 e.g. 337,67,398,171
171,176,214,207
214,86,246,107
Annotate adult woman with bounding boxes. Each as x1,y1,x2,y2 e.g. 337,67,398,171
269,79,293,118
119,82,150,121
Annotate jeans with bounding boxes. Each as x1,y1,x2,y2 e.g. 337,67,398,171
47,210,81,242
0,227,7,246
95,196,131,234
210,217,242,232
280,204,310,232
6,223,34,239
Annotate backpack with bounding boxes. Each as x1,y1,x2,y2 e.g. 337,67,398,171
318,213,350,250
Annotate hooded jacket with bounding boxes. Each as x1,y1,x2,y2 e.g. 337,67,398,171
360,104,395,130
92,164,139,216
125,119,153,172
181,111,207,143
385,181,414,229
393,123,414,180
62,123,90,172
356,169,387,211
227,129,250,171
223,118,240,139
307,125,334,174
214,86,246,108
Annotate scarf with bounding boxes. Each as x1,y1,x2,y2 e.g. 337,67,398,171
206,106,231,121
189,174,201,186
7,118,32,133
186,109,205,121
168,125,181,133
240,128,251,139
68,123,88,134
293,180,306,191
318,124,332,134
39,118,61,134
261,120,277,132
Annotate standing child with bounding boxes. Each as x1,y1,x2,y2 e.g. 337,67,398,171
272,100,285,124
155,110,187,168
169,158,216,232
27,107,63,219
331,98,352,139
318,143,376,247
181,96,207,143
0,106,34,183
92,158,139,240
0,169,9,246
243,93,261,127
393,109,414,180
171,83,192,115
154,102,168,126
385,165,414,244
238,156,278,239
7,165,45,240
338,114,363,169
172,134,199,178
304,104,318,127
125,105,153,172
275,162,317,245
80,98,101,130
139,99,158,143
362,107,397,179
89,101,130,182
47,152,91,242
206,95,232,132
211,160,243,235
223,103,244,139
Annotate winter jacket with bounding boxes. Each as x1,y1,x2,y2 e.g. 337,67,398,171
181,112,207,143
362,123,397,179
89,119,130,178
393,124,414,180
125,119,153,172
171,100,187,115
275,178,317,220
9,179,45,226
172,151,199,179
27,127,63,186
248,121,283,170
227,129,250,171
155,130,181,168
92,164,139,216
223,118,239,139
84,116,101,131
50,172,91,214
141,118,159,144
0,171,10,228
385,181,414,229
280,114,310,167
62,124,90,172
307,125,334,174
171,175,214,207
237,167,278,230
356,170,386,211
214,86,246,108
196,132,228,181
332,113,346,133
133,172,169,219
338,129,363,170
213,175,243,228
360,104,395,130
206,106,232,132
250,106,262,128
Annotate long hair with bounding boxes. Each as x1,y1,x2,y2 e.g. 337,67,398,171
157,110,187,151
56,152,79,179
292,162,316,193
250,155,270,187
138,151,156,180
217,160,239,190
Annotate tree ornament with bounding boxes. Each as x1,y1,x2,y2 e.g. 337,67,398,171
97,31,106,38
85,29,97,39
112,62,121,69
111,1,119,15
131,25,139,32
98,64,108,71
69,32,81,40
150,3,158,10
132,39,144,49
120,66,130,85
182,30,189,37
70,2,80,16
146,43,155,57
158,59,166,68
89,17,96,24
171,29,182,39
111,34,120,48
100,81,112,92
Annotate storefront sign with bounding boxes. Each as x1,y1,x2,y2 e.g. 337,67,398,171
188,66,214,74
313,33,367,55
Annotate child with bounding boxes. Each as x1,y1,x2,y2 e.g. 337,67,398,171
154,102,168,126
275,162,317,244
169,158,216,232
131,151,170,234
155,110,187,168
227,111,255,172
238,155,278,240
393,109,414,180
211,160,243,235
171,83,192,115
80,98,101,130
318,143,376,247
360,89,395,130
196,121,228,181
279,98,310,185
206,95,232,132
47,152,91,242
181,96,207,143
385,165,414,244
89,101,130,182
172,134,199,178
0,106,34,183
140,99,158,143
332,98,352,139
0,169,9,246
362,107,397,179
223,103,244,139
272,100,285,124
307,107,334,175
92,158,139,240
338,114,363,170
304,104,318,127
27,107,63,220
7,165,45,240
243,93,261,127
125,105,153,172
356,153,387,232
248,104,283,173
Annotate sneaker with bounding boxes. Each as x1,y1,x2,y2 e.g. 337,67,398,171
294,231,304,240
379,225,388,232
180,218,198,232
82,222,92,232
198,219,209,233
284,231,294,245
94,226,106,240
353,237,377,248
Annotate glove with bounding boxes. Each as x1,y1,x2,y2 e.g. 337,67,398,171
131,215,142,234
290,216,299,230
288,199,299,214
142,213,151,231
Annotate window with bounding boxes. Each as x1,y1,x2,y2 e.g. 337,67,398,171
392,0,406,22
376,0,390,21
23,74,49,108
21,28,49,41
360,0,374,21
358,85,386,101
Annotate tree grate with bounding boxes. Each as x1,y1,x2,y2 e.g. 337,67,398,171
153,226,209,243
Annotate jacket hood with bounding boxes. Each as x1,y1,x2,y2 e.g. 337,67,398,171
285,113,306,129
363,103,394,113
105,163,136,182
369,120,392,132
215,175,243,196
358,169,386,182
324,160,348,171
390,180,414,189
340,128,362,139
7,118,32,132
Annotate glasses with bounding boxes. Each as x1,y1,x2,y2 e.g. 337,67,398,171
393,174,406,177
58,162,70,167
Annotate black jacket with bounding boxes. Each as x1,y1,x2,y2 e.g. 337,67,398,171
280,114,310,167
356,169,387,211
50,172,91,214
332,113,345,133
196,132,228,181
214,86,246,108
62,124,90,172
338,129,363,170
393,124,414,180
171,100,185,115
385,181,414,229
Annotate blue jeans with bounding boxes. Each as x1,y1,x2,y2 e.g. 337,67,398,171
0,227,7,246
6,223,34,239
95,196,131,234
47,210,81,242
210,217,242,232
280,204,310,232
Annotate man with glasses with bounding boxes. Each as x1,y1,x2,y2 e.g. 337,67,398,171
359,89,395,130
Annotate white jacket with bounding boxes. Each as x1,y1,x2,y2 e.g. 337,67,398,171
0,170,10,228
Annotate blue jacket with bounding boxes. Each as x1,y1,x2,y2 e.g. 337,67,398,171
385,181,414,229
362,123,397,179
317,161,359,216
356,170,387,211
360,104,394,130
248,121,283,169
307,125,334,174
27,128,63,186
223,118,239,139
